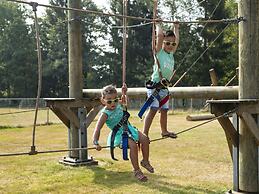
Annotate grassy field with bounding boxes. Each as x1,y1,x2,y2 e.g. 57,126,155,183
0,109,233,194
0,108,61,128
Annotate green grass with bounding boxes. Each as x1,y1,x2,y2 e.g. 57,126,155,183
0,108,61,128
0,109,233,193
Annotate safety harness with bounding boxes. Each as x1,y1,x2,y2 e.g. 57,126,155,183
138,78,171,119
110,106,131,161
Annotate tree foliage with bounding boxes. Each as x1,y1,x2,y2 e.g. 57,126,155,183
0,0,239,97
0,2,37,97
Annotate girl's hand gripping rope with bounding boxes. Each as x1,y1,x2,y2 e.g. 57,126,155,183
121,83,128,108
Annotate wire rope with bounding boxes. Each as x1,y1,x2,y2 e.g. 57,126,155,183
7,0,241,24
174,0,224,75
0,108,236,157
173,23,231,87
30,2,43,154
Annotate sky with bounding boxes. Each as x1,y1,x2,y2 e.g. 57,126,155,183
21,0,200,22
23,0,108,15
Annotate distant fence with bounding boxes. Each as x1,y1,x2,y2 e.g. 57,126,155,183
0,97,208,111
128,97,207,111
0,98,46,108
0,98,208,127
0,98,52,126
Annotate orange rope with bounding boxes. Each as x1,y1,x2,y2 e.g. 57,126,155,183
122,0,128,106
122,0,127,85
152,0,158,53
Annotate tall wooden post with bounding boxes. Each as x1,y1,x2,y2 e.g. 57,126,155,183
238,1,259,192
68,0,83,159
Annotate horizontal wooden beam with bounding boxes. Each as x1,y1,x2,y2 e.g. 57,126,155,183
83,86,238,99
45,98,99,108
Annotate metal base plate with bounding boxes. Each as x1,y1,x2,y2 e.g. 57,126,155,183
225,190,259,194
59,156,98,166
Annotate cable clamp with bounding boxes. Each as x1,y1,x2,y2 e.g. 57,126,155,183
236,16,246,23
29,2,39,12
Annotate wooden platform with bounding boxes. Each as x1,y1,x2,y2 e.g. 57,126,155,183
207,99,259,191
45,98,100,128
207,99,259,148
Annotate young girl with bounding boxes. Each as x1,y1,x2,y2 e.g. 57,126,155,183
93,84,154,182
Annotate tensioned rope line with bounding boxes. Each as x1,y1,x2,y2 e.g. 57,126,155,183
113,0,202,30
172,22,232,87
150,108,237,142
165,0,206,20
8,0,242,24
225,74,237,86
30,2,43,155
173,0,224,76
112,21,153,29
53,15,152,30
0,108,236,157
115,0,208,29
122,0,127,85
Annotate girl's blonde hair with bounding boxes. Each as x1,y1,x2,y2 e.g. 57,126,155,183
101,85,117,97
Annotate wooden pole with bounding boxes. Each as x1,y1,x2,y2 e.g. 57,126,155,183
238,1,259,192
68,0,82,158
209,68,218,86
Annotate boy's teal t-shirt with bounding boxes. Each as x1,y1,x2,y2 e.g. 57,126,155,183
151,49,175,82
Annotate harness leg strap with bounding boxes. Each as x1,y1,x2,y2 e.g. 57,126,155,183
110,128,119,161
122,131,129,160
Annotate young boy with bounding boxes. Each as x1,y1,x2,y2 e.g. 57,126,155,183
143,22,179,138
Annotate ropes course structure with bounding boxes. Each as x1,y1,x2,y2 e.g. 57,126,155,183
1,0,242,159
2,1,259,193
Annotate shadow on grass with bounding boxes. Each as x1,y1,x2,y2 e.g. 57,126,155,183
0,125,23,129
88,165,221,194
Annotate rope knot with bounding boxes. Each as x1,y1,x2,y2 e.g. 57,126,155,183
30,2,39,11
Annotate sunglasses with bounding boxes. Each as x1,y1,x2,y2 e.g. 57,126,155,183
163,41,176,46
104,98,119,104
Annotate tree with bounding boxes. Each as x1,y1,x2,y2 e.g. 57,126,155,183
106,0,153,87
163,0,204,86
0,2,37,97
40,0,69,97
194,0,236,86
221,0,238,85
40,0,107,96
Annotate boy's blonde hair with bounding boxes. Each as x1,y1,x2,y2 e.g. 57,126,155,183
101,85,117,97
